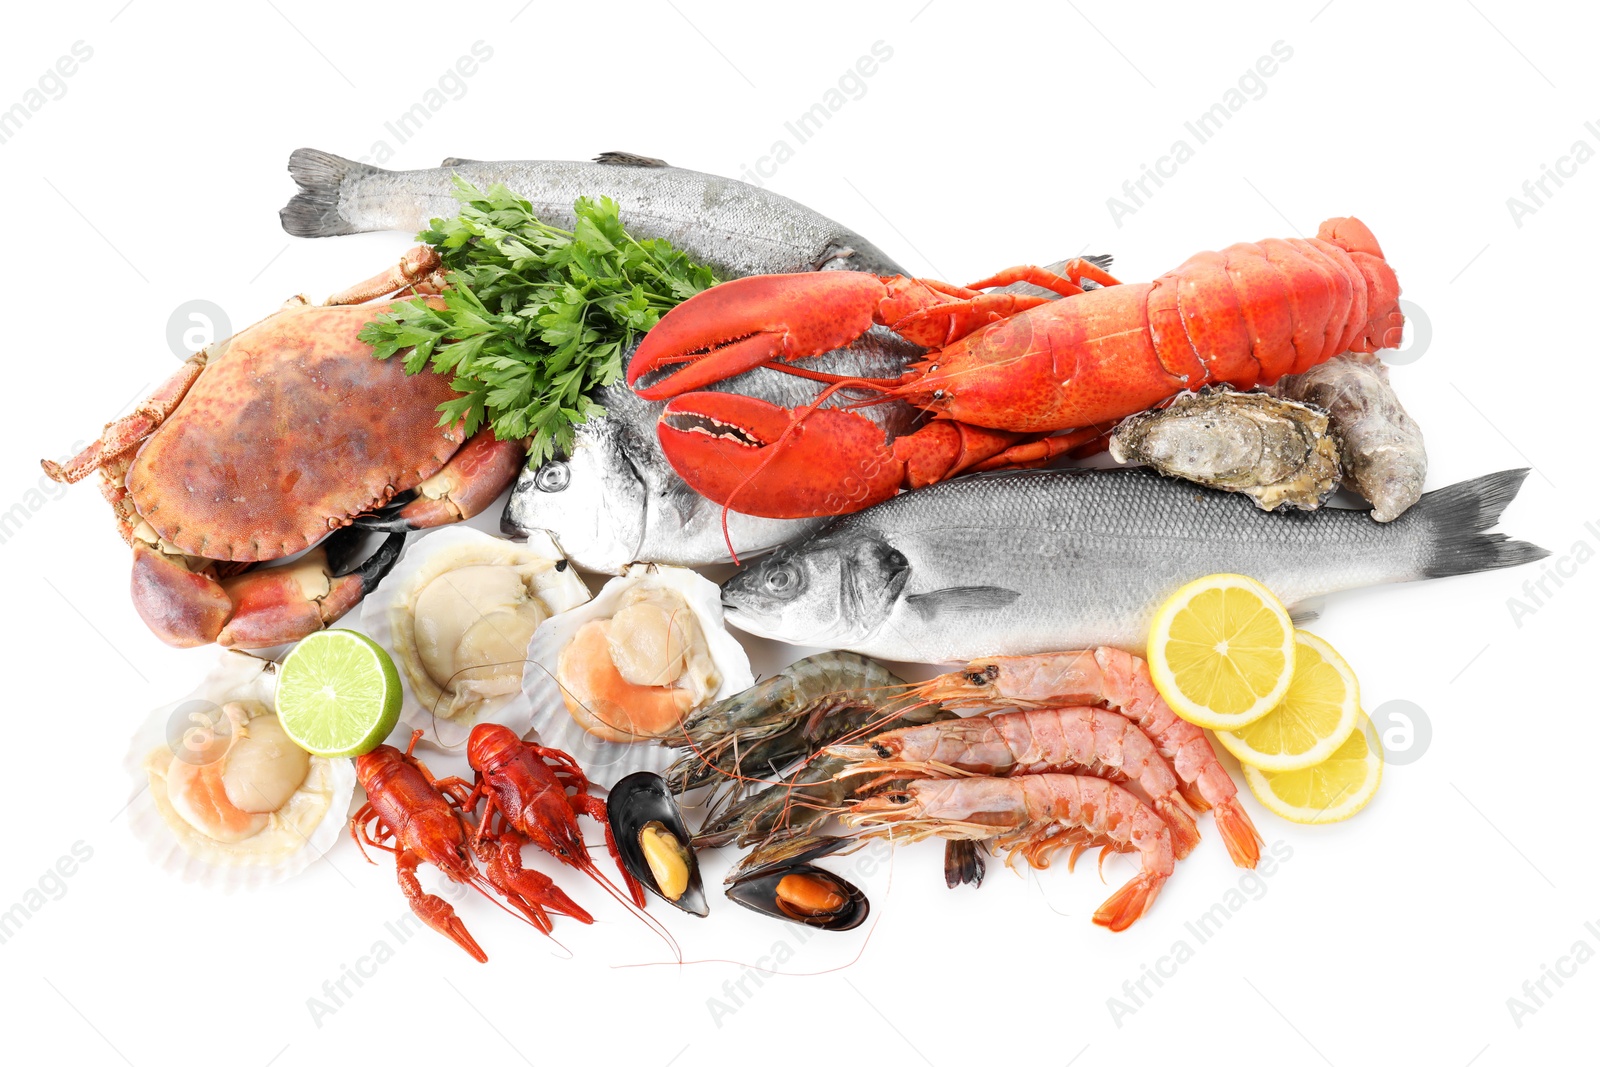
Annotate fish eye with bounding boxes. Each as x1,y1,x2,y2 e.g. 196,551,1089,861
763,561,802,599
535,461,570,492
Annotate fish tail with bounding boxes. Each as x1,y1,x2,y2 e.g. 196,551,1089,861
280,148,384,237
1414,469,1548,579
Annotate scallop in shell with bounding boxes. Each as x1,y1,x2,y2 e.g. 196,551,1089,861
363,526,591,749
1109,388,1341,512
525,564,754,786
124,651,355,889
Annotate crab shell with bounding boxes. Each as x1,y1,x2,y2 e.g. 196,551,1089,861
127,301,463,562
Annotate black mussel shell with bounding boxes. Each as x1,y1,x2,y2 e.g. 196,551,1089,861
725,863,869,931
725,834,851,885
607,772,708,917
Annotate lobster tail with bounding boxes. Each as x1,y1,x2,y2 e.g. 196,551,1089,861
1315,217,1404,352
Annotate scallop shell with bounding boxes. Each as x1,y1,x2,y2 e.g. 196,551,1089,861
525,564,754,787
362,526,592,751
123,650,356,891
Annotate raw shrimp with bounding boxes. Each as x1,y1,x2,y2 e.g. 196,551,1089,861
842,774,1175,931
827,707,1201,859
912,646,1262,868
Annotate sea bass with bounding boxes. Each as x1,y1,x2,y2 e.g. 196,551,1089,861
280,148,904,277
720,467,1546,662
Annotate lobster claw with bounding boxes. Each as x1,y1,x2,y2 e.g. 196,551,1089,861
656,392,905,518
628,273,890,400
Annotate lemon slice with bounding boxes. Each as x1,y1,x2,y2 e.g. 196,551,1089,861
1215,630,1361,772
1242,712,1383,824
276,630,402,758
1146,573,1295,730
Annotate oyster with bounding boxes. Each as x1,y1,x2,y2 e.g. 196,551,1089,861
126,651,355,887
364,527,591,748
1270,351,1427,522
525,564,754,786
1109,389,1341,512
607,772,708,916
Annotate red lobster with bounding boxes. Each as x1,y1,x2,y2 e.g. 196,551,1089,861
626,217,1403,518
352,732,558,962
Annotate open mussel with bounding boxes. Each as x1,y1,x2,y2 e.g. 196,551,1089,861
607,772,708,917
724,835,869,932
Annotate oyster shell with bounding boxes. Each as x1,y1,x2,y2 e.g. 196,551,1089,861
124,651,355,888
1110,389,1341,511
363,526,591,750
1270,351,1427,522
525,564,754,786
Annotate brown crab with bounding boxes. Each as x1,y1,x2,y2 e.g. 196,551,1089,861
42,247,526,648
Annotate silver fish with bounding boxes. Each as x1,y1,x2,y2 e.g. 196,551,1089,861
720,467,1546,662
280,148,904,277
1270,351,1427,522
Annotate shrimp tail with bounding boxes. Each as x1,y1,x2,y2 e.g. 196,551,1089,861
1094,874,1167,933
1214,797,1264,868
1155,797,1202,860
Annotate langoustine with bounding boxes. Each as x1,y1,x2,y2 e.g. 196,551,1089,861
826,706,1201,859
842,774,1175,931
911,647,1263,868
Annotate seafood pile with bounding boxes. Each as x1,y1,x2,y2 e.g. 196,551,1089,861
63,147,1551,957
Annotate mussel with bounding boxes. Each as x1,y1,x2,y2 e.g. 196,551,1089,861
724,835,869,932
607,772,709,916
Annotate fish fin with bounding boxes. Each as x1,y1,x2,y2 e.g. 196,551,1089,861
1413,469,1549,579
440,156,478,167
594,151,669,168
281,149,383,237
1287,596,1325,626
903,586,1020,621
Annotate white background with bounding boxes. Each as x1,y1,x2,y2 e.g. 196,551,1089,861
2,2,1595,1065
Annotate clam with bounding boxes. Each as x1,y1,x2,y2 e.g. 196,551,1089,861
607,772,708,916
1109,388,1341,512
724,835,868,932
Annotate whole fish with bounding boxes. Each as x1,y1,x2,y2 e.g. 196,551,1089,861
280,148,904,277
719,466,1546,662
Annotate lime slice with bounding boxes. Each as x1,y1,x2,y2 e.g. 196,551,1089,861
1242,712,1383,824
1146,573,1296,730
276,630,401,758
1216,630,1362,772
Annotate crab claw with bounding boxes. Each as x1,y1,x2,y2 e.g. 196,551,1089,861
355,430,525,533
628,273,890,400
656,392,904,518
214,532,404,649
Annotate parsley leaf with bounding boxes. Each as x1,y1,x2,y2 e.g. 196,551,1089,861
358,178,718,466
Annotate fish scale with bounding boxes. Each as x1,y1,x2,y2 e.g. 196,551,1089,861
719,466,1546,662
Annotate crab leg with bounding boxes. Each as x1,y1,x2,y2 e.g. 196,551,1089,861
43,356,208,485
324,245,446,306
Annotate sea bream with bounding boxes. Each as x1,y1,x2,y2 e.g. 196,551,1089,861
280,148,904,277
719,466,1546,662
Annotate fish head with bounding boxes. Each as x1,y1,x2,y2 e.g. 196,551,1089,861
720,525,908,648
501,419,646,574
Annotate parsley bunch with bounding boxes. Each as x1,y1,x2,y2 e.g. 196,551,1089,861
360,178,717,465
